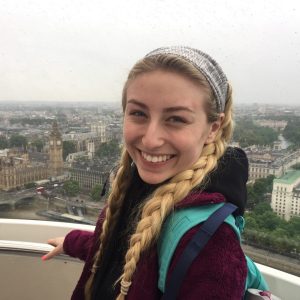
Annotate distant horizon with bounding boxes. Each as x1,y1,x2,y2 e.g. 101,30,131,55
0,100,299,108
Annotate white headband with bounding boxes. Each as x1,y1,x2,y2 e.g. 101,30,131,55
146,46,228,112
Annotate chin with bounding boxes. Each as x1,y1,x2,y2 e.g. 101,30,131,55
143,178,164,185
138,171,170,185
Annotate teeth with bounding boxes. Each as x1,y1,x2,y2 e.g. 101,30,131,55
141,152,172,163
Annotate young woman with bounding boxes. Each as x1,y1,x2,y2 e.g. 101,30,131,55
44,46,249,299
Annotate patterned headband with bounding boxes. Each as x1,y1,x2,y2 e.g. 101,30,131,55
145,46,228,112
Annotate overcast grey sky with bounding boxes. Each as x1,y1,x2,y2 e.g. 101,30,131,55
1,0,299,105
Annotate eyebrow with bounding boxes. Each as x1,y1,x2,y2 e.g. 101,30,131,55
127,99,195,114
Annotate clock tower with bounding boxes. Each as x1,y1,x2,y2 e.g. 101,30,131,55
48,121,64,178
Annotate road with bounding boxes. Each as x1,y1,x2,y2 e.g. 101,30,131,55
242,244,300,277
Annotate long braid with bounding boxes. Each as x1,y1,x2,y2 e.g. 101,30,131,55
83,48,234,298
116,147,220,298
219,84,233,144
85,149,132,300
85,86,234,299
116,84,234,300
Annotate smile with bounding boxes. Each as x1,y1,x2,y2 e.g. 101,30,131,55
140,151,174,163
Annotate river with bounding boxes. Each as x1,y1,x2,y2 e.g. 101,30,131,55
0,195,98,223
0,197,52,221
278,134,291,149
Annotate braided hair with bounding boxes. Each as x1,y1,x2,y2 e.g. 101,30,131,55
85,53,234,300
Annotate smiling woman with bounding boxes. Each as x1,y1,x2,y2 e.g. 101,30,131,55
42,46,259,300
123,70,223,184
1,1,300,300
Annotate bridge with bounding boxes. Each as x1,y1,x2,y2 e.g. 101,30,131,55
0,190,36,210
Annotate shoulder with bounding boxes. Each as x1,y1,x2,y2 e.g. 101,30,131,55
168,223,247,299
170,222,246,272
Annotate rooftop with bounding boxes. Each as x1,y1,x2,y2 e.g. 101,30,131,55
274,170,300,184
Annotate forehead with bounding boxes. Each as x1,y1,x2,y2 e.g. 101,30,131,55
126,70,208,110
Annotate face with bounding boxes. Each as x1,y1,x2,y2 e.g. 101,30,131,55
123,70,222,184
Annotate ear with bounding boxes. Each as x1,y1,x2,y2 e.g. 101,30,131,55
205,113,225,144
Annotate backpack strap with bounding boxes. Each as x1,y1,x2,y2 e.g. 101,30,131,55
158,202,241,292
161,202,238,300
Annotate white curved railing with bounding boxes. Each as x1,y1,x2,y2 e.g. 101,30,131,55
0,219,93,300
0,219,299,300
0,218,94,243
256,263,300,299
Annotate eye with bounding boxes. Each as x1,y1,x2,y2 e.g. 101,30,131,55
128,110,147,118
167,116,187,123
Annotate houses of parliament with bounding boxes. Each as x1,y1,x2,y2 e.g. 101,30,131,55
0,121,64,191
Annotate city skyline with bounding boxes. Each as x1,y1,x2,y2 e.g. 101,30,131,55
1,0,300,105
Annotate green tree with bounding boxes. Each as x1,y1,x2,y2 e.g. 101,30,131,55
253,202,273,215
291,163,300,170
286,144,299,151
95,139,120,158
63,141,76,160
255,211,282,231
285,217,300,237
246,176,275,210
31,139,44,152
56,113,67,123
90,184,103,201
24,182,36,189
246,185,260,210
0,136,8,149
9,134,28,148
244,215,259,230
283,118,300,146
9,117,54,126
63,180,80,197
243,206,300,255
233,119,278,147
270,227,289,239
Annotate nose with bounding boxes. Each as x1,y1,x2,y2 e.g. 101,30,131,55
142,121,165,150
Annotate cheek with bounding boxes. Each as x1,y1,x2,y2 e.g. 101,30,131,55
175,130,208,150
177,133,208,161
123,121,136,145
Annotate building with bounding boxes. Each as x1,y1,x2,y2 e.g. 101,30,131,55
66,151,88,165
0,149,48,191
69,158,113,192
271,170,300,221
246,147,300,182
255,119,288,131
86,136,103,159
91,120,107,142
62,132,97,152
105,122,123,142
0,121,64,191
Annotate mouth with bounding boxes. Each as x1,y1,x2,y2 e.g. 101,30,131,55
140,151,175,163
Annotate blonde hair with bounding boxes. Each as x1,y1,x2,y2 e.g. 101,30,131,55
85,54,234,300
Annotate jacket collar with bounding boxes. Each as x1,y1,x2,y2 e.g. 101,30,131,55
175,191,226,209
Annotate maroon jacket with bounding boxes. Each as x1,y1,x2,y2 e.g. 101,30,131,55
64,192,247,300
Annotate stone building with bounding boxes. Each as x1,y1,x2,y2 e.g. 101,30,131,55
271,170,300,221
0,122,64,191
86,136,103,159
91,120,107,142
255,119,288,131
0,150,48,191
69,158,114,192
246,147,300,182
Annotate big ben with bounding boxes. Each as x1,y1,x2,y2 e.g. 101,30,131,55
49,121,64,178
